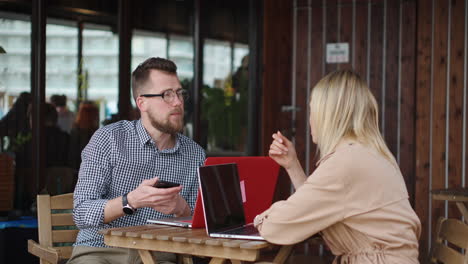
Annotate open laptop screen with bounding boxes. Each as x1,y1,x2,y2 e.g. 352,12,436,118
198,163,246,234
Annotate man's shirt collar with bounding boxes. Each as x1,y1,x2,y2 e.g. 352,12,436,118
136,119,152,145
136,119,182,153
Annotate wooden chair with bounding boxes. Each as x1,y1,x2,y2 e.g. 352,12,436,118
27,193,198,264
429,217,468,264
28,193,77,264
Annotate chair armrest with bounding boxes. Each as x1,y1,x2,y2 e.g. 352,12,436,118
28,239,60,264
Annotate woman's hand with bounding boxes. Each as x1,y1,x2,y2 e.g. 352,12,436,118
269,131,307,188
268,131,299,170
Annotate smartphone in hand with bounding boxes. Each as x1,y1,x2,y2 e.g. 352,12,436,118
153,180,180,189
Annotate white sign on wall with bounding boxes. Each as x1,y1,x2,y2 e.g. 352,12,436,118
326,42,349,63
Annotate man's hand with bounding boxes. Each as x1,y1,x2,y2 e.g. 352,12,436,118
153,194,190,216
127,177,189,216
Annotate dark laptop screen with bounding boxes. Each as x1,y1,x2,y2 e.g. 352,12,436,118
198,163,246,233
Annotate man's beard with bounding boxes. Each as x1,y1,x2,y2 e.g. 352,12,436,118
149,111,184,135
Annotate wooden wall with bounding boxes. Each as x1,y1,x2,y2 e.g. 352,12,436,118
288,0,417,197
415,0,467,259
261,0,293,201
261,0,292,151
262,0,468,260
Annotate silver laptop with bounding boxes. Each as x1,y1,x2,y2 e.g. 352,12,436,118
146,216,193,228
147,189,206,228
198,163,264,240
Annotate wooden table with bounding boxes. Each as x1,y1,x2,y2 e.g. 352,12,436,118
100,224,295,264
431,188,468,223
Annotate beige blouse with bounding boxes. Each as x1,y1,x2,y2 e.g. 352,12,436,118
256,141,421,264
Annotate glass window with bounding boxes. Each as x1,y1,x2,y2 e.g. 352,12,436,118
82,23,119,124
168,34,194,138
46,21,78,114
169,34,194,81
0,17,31,118
131,30,168,108
234,43,249,70
201,40,249,154
203,39,231,88
132,30,167,72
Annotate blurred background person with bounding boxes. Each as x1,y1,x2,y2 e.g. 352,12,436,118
68,101,99,170
14,103,70,211
16,103,70,168
0,92,31,152
44,102,71,167
50,94,75,134
42,103,73,195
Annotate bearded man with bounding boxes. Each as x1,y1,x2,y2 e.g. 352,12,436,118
69,58,205,264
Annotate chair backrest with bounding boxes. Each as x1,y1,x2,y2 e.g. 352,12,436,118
430,217,468,264
37,193,77,259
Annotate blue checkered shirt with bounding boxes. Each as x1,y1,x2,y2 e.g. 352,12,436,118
73,119,205,247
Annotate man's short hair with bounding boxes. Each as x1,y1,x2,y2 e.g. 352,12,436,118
50,94,67,107
29,103,59,127
132,57,178,101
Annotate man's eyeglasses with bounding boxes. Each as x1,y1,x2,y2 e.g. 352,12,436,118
140,89,189,104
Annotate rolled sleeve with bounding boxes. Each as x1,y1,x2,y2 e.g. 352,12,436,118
257,160,347,245
73,129,112,229
73,199,108,229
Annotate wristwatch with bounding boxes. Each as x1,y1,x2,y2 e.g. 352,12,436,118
122,193,136,215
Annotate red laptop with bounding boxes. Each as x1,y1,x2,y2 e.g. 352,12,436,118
147,156,280,228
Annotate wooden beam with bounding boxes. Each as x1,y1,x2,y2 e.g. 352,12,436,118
193,0,203,143
31,0,46,195
118,0,132,120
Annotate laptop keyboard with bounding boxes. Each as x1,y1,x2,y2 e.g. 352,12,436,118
224,225,259,235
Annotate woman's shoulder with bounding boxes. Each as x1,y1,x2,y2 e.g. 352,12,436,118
309,142,364,183
314,142,410,217
316,141,402,185
323,141,393,169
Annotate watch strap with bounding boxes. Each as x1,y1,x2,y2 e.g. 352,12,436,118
122,193,136,214
122,193,129,207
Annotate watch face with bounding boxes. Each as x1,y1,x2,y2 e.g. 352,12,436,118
123,206,134,215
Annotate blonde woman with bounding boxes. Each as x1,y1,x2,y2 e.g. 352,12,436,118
254,70,421,264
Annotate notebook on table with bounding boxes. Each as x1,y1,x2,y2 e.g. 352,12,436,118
198,163,264,240
147,156,280,229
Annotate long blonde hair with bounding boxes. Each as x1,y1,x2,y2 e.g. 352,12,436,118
310,69,397,166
